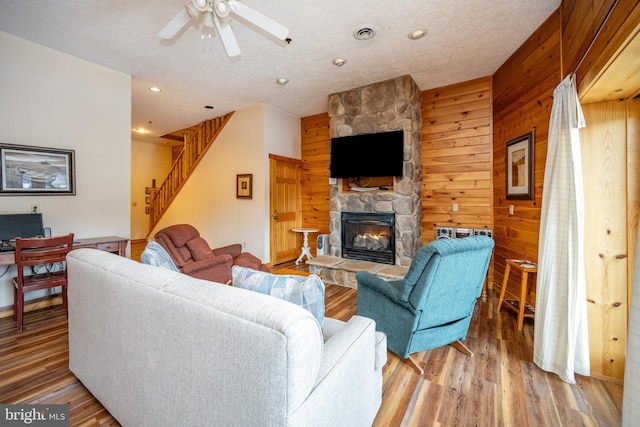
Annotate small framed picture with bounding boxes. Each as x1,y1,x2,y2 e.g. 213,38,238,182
506,132,534,200
236,174,253,199
0,143,75,195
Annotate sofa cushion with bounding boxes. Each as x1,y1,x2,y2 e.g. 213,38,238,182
231,266,325,327
186,237,213,261
140,241,179,272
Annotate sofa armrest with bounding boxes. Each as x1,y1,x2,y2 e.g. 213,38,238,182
317,316,377,379
289,315,381,426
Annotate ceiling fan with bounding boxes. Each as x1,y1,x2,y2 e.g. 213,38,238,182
159,0,290,57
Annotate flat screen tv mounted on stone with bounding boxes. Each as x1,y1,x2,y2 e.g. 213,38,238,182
329,130,404,178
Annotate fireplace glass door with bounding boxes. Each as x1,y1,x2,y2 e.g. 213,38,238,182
341,212,395,264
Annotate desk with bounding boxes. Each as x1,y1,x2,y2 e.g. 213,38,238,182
291,228,320,265
0,236,128,266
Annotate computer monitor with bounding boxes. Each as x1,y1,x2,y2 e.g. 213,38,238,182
0,213,44,243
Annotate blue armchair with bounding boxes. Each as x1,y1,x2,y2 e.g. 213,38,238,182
356,236,494,373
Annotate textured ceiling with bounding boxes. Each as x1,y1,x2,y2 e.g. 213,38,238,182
0,0,560,143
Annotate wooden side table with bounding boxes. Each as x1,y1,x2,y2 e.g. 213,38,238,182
497,259,537,331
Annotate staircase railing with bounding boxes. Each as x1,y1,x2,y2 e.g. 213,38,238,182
148,112,235,233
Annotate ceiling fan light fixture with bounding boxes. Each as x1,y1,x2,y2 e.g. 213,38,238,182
201,11,215,28
214,0,230,18
408,29,427,40
161,0,289,57
192,0,209,12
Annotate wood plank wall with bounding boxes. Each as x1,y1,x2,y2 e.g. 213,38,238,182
492,10,561,301
420,77,493,243
581,100,629,380
300,113,332,254
561,0,617,77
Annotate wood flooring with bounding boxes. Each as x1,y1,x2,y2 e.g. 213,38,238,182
0,261,623,426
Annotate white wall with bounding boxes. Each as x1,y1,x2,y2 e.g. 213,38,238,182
262,104,301,258
151,104,300,264
0,31,131,308
131,140,173,240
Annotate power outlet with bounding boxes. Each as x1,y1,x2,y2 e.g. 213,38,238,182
30,204,40,214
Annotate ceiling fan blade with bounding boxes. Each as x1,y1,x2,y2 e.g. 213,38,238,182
228,0,289,41
158,9,192,39
213,14,241,57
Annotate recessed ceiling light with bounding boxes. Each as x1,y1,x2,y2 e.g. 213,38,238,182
332,58,347,67
408,29,427,40
353,25,377,41
149,86,162,92
276,77,290,85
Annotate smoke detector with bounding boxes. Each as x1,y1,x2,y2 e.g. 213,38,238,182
353,25,377,41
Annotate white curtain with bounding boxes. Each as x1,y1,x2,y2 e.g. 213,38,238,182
533,74,590,383
622,222,640,426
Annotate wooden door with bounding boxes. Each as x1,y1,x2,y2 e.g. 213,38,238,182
269,155,302,265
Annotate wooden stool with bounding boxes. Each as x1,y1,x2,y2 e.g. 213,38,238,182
497,259,537,331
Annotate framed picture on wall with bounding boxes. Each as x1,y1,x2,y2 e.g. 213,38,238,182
236,174,253,199
0,143,76,195
506,132,534,200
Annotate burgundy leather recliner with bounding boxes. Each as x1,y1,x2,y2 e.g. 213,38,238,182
154,224,269,284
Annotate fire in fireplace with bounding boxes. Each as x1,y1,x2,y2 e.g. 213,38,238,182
341,212,395,264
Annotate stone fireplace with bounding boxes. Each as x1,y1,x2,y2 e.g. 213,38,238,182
327,75,422,266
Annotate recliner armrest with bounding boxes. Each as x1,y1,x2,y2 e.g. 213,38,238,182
355,271,405,304
212,244,242,258
181,254,232,275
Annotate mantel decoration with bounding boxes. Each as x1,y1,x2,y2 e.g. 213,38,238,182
506,132,534,200
0,143,76,195
236,173,252,199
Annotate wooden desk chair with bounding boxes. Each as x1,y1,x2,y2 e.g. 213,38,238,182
12,233,74,333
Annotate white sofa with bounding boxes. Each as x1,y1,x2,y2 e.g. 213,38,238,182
67,249,386,427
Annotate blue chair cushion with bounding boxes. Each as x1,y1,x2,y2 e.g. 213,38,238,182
140,240,179,272
231,266,325,327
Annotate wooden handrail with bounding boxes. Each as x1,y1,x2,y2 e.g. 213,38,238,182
148,112,235,234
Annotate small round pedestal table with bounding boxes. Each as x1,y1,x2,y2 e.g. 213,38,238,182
291,228,320,265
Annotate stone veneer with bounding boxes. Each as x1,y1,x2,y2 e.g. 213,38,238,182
328,75,422,266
